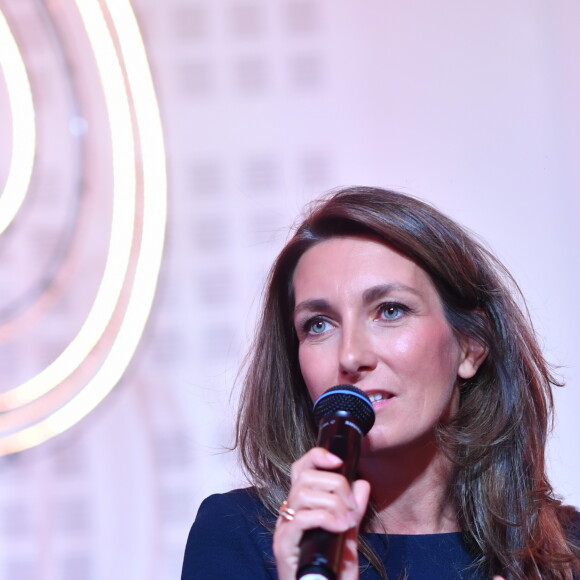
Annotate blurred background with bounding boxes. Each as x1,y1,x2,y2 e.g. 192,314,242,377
0,1,578,578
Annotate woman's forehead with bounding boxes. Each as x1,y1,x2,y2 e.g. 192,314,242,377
292,236,436,303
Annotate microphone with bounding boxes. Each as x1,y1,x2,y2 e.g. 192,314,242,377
297,385,375,580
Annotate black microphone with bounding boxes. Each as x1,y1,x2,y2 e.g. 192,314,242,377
297,385,375,580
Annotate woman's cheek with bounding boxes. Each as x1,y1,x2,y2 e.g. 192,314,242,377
384,328,418,359
299,343,333,401
298,345,317,399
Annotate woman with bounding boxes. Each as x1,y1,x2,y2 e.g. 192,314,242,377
182,187,580,579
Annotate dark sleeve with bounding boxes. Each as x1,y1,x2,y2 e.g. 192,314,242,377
181,489,277,580
561,506,580,544
561,507,580,580
569,509,580,542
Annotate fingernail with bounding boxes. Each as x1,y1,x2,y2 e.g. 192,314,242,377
326,452,342,464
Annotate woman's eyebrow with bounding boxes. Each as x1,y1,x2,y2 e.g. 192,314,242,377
293,298,331,316
362,283,421,304
294,283,421,316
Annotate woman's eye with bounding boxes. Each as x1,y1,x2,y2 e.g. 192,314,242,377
379,303,406,320
306,318,329,334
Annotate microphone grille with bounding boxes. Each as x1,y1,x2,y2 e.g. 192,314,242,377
313,385,375,435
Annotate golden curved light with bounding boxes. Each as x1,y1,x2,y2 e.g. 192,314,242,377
0,0,136,410
0,8,36,235
40,0,167,443
0,0,167,454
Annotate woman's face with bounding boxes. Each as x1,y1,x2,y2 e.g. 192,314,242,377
292,236,482,454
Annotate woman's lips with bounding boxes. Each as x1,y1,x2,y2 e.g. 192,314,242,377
366,391,395,409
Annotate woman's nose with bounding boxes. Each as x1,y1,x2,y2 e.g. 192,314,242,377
338,323,378,378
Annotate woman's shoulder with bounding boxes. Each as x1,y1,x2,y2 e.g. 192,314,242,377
196,486,274,523
182,487,277,579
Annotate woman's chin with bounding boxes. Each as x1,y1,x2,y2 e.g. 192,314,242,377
360,425,439,459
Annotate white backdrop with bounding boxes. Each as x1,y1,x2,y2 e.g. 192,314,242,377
0,1,578,579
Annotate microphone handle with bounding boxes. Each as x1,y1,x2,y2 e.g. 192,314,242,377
296,416,362,580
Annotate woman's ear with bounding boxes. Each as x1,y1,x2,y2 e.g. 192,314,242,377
457,335,488,380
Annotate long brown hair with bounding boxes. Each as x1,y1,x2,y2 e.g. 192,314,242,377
235,186,580,579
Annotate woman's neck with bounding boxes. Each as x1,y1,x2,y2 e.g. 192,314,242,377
358,439,458,535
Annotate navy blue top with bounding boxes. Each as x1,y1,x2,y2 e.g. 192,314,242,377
182,488,490,579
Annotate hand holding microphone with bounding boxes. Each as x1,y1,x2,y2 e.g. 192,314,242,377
273,385,375,580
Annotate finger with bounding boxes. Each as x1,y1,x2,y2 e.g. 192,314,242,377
277,504,355,536
292,466,355,502
284,452,368,537
338,526,363,580
275,449,366,580
290,447,343,482
351,479,371,523
285,486,357,523
288,449,354,515
274,479,371,580
322,480,371,580
274,504,359,580
274,505,353,580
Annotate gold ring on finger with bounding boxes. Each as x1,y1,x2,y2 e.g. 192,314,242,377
278,500,295,522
